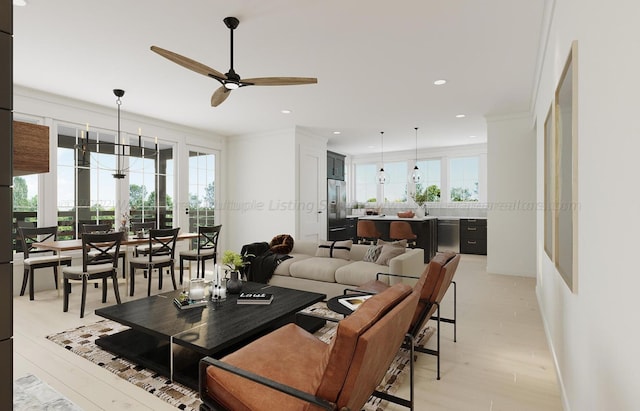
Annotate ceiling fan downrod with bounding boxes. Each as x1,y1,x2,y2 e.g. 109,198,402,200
223,17,240,88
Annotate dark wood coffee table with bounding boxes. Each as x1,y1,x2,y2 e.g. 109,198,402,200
95,282,325,389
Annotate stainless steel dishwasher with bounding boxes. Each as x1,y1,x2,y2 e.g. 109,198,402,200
437,218,460,253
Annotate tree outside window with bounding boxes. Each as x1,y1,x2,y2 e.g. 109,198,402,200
449,157,479,202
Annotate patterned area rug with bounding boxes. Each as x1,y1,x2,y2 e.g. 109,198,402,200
46,302,434,411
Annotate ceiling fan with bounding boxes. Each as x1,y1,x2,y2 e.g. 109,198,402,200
150,16,317,107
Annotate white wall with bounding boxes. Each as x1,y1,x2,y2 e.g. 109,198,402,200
535,1,640,409
224,129,297,251
486,114,536,276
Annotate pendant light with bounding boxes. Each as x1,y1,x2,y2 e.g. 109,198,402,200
410,127,422,184
376,131,387,184
112,89,126,179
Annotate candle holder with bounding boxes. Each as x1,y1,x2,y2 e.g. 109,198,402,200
189,278,206,301
210,264,227,301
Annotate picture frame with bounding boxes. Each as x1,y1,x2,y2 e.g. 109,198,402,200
543,103,554,260
553,40,578,293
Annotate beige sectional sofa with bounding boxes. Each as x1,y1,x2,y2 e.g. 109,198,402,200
267,240,425,299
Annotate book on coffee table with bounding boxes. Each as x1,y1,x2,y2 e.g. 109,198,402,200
237,292,274,305
337,294,372,311
173,298,207,310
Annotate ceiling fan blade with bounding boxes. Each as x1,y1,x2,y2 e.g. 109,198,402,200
211,86,232,107
242,77,318,86
150,45,227,80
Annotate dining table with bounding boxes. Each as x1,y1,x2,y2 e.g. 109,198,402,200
33,231,200,297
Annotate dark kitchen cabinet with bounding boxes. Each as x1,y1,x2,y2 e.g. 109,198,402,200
327,151,345,180
460,219,487,255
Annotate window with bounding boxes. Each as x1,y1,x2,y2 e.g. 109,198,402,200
128,142,174,228
353,153,483,206
188,150,216,232
354,163,377,204
413,159,441,202
449,156,479,202
57,125,118,239
13,174,39,252
57,124,174,239
382,161,408,203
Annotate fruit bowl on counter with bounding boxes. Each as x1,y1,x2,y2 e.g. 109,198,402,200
396,211,415,218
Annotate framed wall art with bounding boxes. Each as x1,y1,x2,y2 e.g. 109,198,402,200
554,40,578,293
543,104,554,260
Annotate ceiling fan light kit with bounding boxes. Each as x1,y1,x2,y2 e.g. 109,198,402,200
151,16,317,107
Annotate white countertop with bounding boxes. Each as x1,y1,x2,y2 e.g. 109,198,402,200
356,215,438,221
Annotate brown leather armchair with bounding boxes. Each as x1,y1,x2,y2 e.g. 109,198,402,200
199,283,419,411
354,251,461,380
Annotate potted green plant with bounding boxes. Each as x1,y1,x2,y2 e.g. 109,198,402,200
410,184,440,217
221,250,246,294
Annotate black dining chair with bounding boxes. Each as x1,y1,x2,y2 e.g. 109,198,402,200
18,226,72,300
130,221,157,257
62,231,123,318
80,223,127,278
129,227,180,297
179,225,222,284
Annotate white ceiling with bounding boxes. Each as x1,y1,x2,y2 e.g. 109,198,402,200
12,0,546,156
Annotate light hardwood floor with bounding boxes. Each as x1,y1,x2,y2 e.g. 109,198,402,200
13,255,562,411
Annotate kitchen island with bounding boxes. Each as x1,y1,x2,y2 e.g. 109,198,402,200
357,215,438,263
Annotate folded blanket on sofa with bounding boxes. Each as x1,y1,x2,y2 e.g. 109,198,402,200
241,242,291,283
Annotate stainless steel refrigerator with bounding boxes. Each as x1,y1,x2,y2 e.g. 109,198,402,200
327,179,348,240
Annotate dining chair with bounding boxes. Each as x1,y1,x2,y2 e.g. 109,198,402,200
80,223,127,278
62,231,123,318
18,226,72,301
128,227,180,297
179,225,221,284
130,221,157,257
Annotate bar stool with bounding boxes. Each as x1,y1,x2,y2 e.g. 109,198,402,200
357,220,381,244
389,221,417,247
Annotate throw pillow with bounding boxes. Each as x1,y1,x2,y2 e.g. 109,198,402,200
363,245,382,263
315,240,353,260
375,243,406,266
377,238,408,248
269,234,294,254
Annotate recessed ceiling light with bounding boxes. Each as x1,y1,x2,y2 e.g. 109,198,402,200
455,114,466,118
13,0,27,5
333,131,341,135
433,79,447,85
281,109,292,114
469,135,477,139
